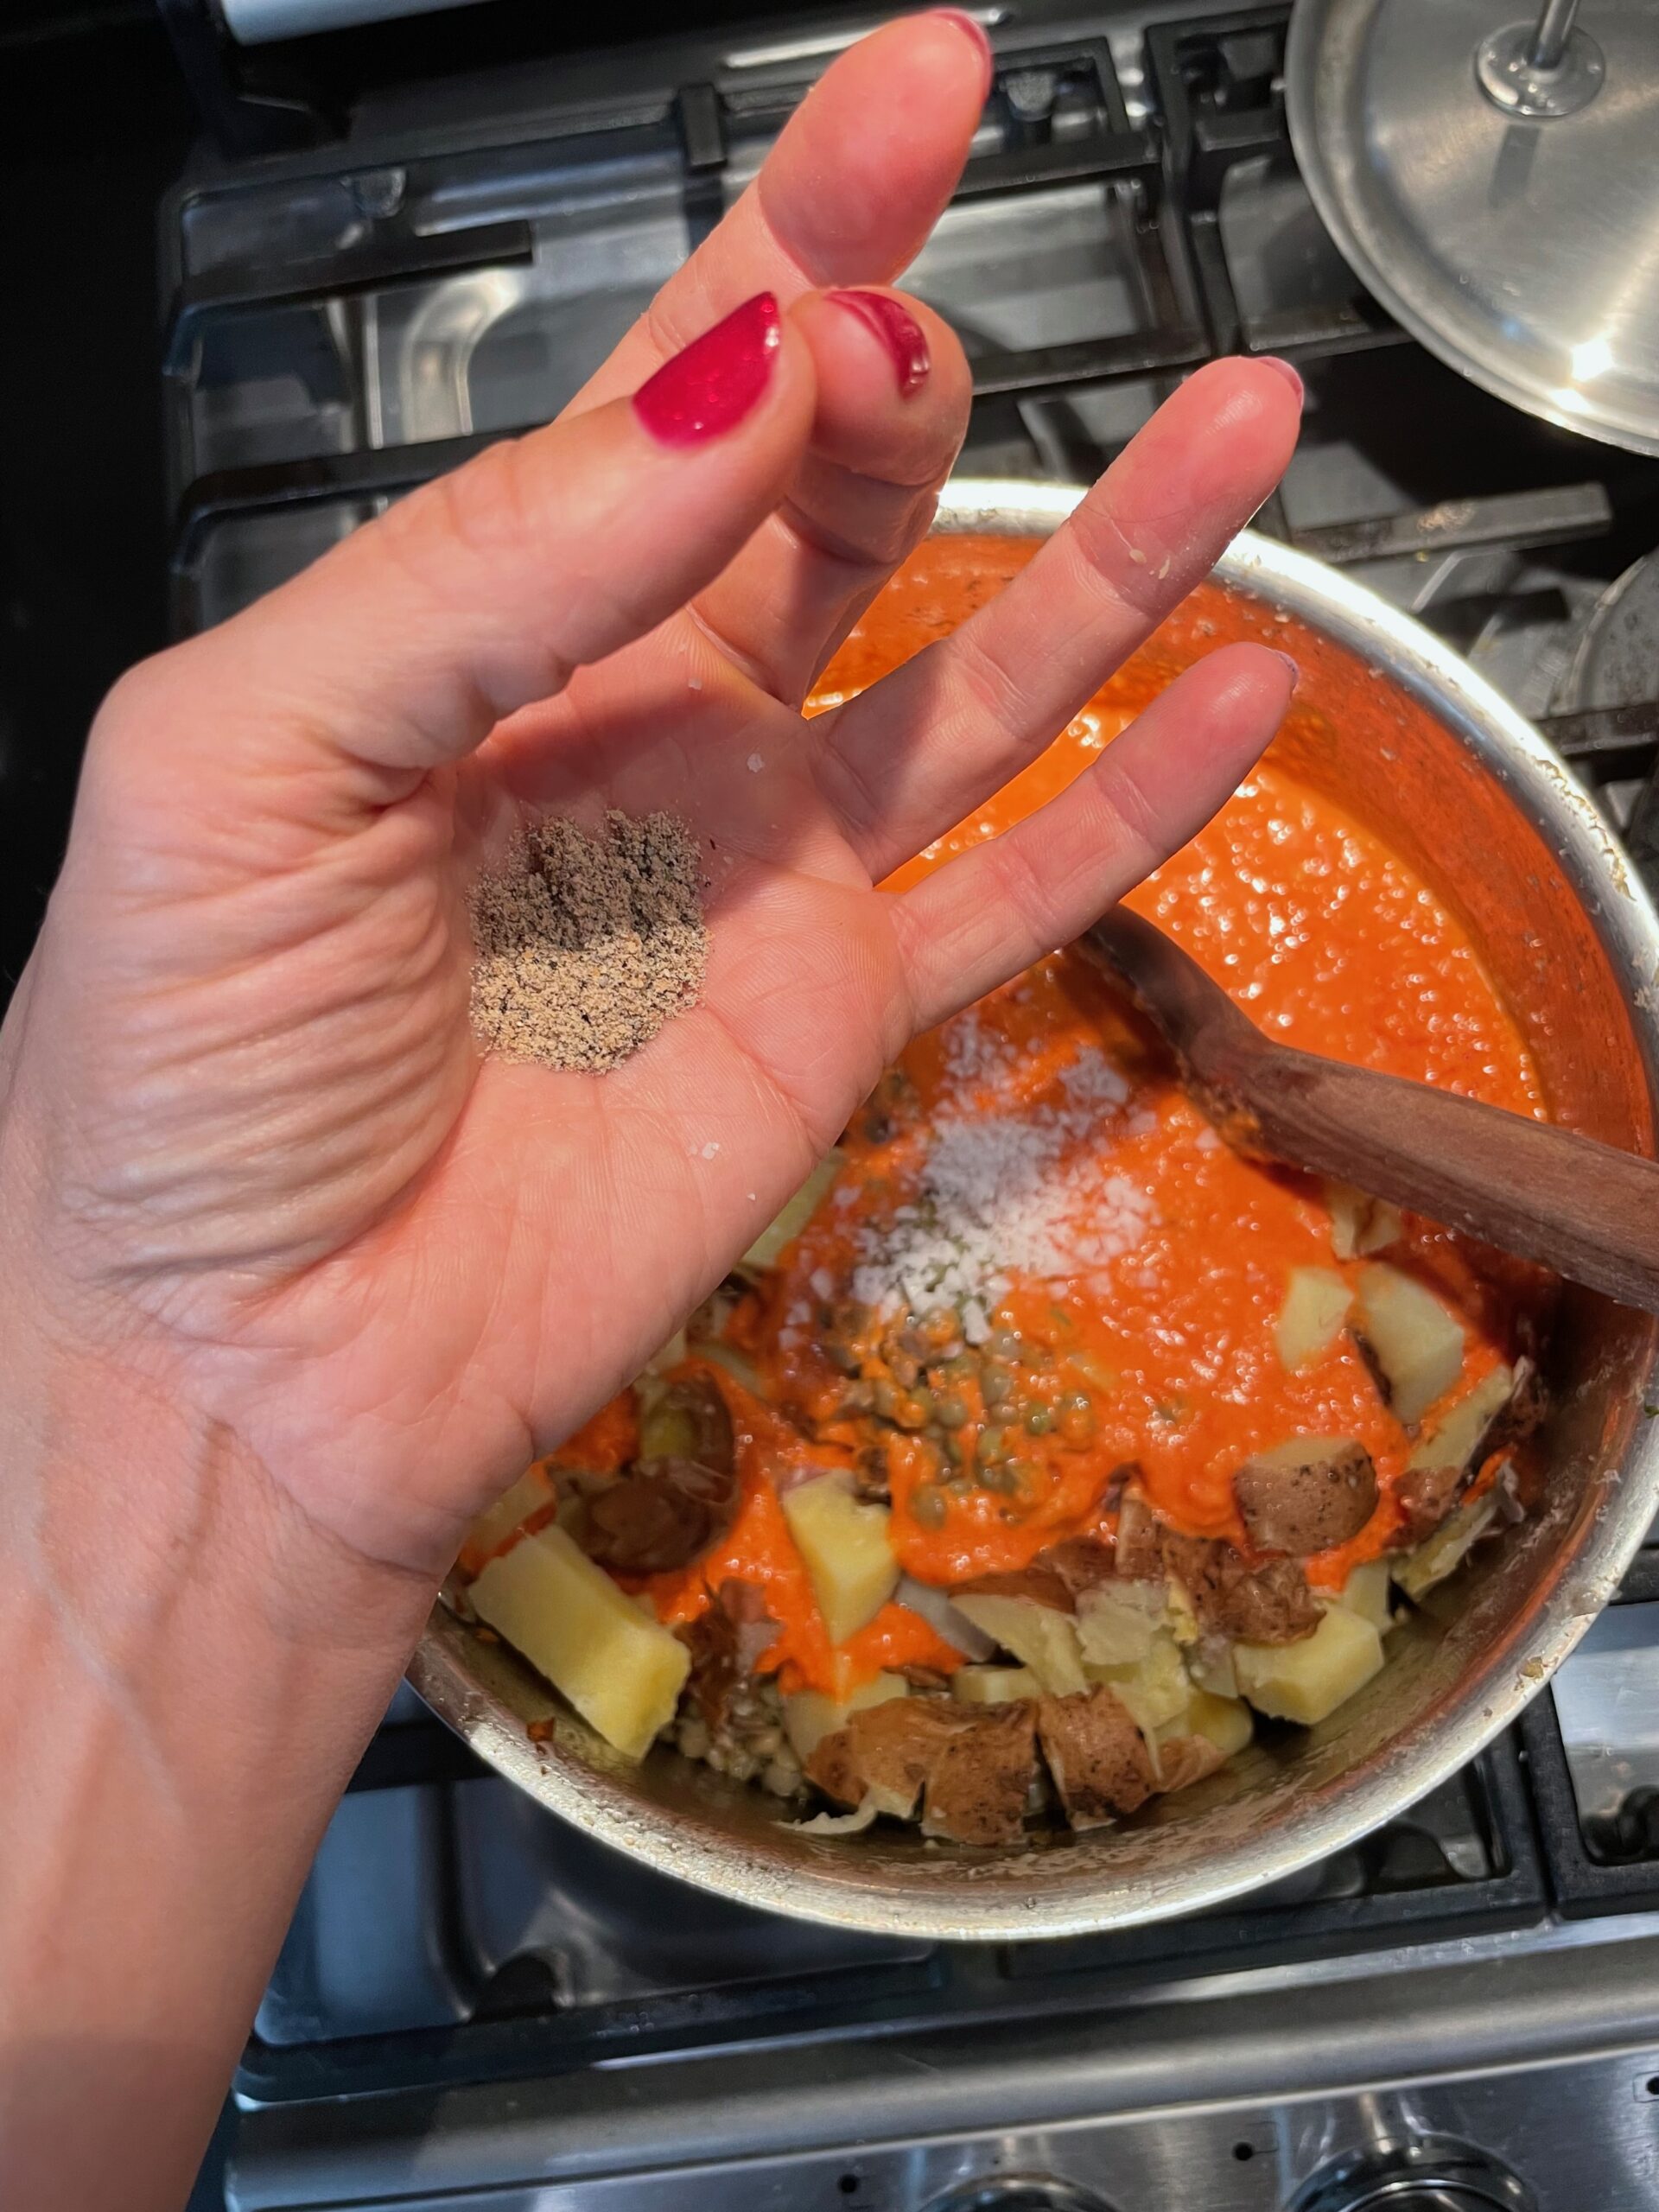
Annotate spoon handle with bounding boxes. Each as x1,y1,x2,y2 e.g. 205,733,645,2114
1232,1043,1659,1315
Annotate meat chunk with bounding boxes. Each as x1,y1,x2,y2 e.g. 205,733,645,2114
1233,1438,1378,1556
637,1374,736,1471
1114,1491,1166,1580
1392,1462,1463,1548
955,1562,1076,1611
1163,1530,1322,1644
1035,1686,1156,1830
573,1375,740,1574
578,1454,740,1574
1154,1733,1229,1794
1033,1535,1118,1598
920,1700,1039,1846
681,1580,780,1730
805,1696,971,1817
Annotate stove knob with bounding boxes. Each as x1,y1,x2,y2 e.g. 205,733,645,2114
1296,2144,1533,2212
925,2180,1116,2212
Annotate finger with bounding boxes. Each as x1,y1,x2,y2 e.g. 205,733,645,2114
814,357,1303,880
567,13,991,410
103,297,817,810
690,287,973,704
892,644,1294,1031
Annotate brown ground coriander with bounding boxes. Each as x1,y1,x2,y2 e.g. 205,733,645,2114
468,810,707,1073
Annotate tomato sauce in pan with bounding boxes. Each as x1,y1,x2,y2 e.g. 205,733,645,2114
645,539,1548,1699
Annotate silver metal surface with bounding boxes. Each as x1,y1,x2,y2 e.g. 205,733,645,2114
410,482,1659,1942
1287,0,1659,454
1559,549,1659,719
1476,0,1605,118
230,1929,1659,2205
219,0,491,41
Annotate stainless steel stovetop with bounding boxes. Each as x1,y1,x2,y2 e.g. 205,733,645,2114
155,3,1659,2205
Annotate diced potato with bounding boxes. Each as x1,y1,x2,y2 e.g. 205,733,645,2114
1353,1263,1465,1427
741,1152,843,1272
1275,1266,1354,1370
1189,1638,1238,1700
1087,1630,1192,1733
1337,1558,1395,1633
782,1473,899,1644
1406,1363,1514,1474
1357,1200,1404,1255
470,1524,690,1760
1075,1579,1165,1666
1235,1605,1384,1726
1325,1180,1404,1260
953,1592,1088,1696
1181,1688,1255,1759
1164,1577,1200,1647
1394,1491,1499,1600
783,1671,908,1760
464,1463,554,1565
950,1664,1041,1706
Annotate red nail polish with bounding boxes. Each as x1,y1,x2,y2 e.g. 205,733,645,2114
633,293,782,448
931,9,995,98
826,289,931,398
1258,355,1305,404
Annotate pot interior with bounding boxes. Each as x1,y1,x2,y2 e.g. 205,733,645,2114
412,521,1659,1941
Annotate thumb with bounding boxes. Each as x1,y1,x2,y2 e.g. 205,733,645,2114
97,293,814,808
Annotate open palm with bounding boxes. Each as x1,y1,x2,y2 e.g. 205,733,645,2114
4,15,1299,1580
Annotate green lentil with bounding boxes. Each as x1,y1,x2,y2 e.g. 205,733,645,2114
978,1425,1010,1465
912,1487,948,1530
1024,1404,1054,1435
935,1393,969,1429
982,1363,1014,1407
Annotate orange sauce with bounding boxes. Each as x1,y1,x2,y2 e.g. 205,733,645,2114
583,540,1550,1699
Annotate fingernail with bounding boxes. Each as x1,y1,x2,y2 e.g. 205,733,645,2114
633,292,781,448
826,289,931,398
1274,650,1301,692
930,9,995,97
1258,355,1305,404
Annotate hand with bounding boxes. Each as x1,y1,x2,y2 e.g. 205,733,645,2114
0,13,1300,1588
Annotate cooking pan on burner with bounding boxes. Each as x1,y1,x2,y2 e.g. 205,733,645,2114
410,482,1659,1941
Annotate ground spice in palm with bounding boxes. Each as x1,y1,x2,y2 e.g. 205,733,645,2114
468,810,706,1071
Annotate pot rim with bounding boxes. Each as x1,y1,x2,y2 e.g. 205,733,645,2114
410,486,1659,1940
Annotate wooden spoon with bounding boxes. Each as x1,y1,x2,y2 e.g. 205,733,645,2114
1080,906,1659,1317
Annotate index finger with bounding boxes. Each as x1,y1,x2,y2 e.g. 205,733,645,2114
566,12,993,410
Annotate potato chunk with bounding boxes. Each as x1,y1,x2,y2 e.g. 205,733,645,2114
1394,1491,1499,1600
470,1524,690,1760
1275,1267,1354,1370
782,1671,909,1760
1181,1688,1255,1758
1074,1578,1165,1666
1337,1558,1395,1633
1325,1180,1405,1260
740,1151,843,1271
1406,1363,1515,1476
1234,1437,1378,1555
782,1473,899,1643
1085,1629,1192,1732
1036,1686,1155,1828
952,1592,1088,1695
1234,1604,1384,1726
1353,1263,1465,1426
950,1664,1041,1706
463,1463,554,1567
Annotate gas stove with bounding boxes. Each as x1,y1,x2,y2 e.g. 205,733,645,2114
149,3,1659,2207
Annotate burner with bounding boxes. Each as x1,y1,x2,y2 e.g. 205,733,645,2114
1295,2142,1533,2212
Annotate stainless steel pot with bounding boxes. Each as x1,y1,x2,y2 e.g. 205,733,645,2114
410,481,1659,1942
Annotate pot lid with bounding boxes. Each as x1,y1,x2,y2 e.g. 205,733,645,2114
1286,0,1659,456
